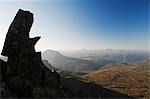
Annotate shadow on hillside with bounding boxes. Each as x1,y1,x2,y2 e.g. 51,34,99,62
61,76,135,98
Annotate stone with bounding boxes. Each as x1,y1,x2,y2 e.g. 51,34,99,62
1,9,61,98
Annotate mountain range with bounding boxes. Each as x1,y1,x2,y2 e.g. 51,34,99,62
42,50,99,72
61,49,149,63
42,49,149,72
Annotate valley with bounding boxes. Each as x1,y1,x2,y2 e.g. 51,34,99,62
42,49,149,99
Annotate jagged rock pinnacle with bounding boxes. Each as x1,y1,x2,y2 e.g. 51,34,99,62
1,9,61,98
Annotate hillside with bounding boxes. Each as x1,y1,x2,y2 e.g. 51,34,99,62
61,74,133,98
84,59,150,99
0,55,7,62
42,50,99,72
42,60,58,70
38,58,133,98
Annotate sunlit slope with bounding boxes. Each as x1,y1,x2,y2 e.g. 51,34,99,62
85,59,150,99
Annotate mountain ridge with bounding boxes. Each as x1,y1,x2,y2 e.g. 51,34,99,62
42,49,149,72
42,49,99,72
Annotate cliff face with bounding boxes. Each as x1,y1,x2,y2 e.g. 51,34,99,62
1,9,61,98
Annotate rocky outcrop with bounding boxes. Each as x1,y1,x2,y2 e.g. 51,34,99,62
0,59,11,98
0,9,61,98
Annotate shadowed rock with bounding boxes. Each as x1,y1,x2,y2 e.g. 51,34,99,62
1,9,33,56
1,9,61,98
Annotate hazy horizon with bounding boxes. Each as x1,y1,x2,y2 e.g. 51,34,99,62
0,0,149,53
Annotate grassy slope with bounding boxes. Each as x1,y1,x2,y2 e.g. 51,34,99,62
85,59,150,99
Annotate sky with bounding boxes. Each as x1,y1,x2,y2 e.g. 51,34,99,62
0,0,149,53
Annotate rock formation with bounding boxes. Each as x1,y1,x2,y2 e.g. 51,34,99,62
0,9,61,98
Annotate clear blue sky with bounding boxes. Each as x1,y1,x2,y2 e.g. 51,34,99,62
0,0,149,52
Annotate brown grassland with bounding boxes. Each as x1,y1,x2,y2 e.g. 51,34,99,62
85,59,150,99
